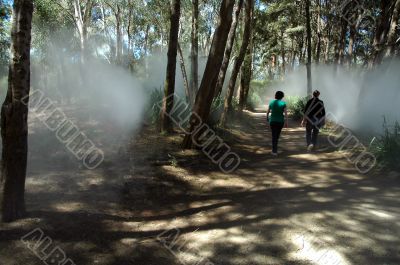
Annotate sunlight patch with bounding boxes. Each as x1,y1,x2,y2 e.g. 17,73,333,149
290,233,350,265
52,202,85,212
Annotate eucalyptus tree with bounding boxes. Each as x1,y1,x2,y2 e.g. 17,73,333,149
1,0,34,223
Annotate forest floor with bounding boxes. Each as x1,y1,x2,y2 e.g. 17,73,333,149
0,109,400,265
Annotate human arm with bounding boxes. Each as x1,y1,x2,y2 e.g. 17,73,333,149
284,107,289,128
266,107,271,123
301,99,311,127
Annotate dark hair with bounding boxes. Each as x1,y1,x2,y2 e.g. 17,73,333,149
313,90,320,98
275,91,284,100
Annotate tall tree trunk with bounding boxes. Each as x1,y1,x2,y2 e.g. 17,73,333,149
348,23,356,67
220,0,253,127
182,0,235,148
190,0,199,105
214,0,244,98
315,0,322,64
160,0,181,133
338,18,348,66
143,24,150,77
385,0,400,58
280,29,286,77
239,4,254,111
73,0,93,64
1,0,33,223
305,0,312,96
239,43,253,111
370,0,392,67
115,4,122,64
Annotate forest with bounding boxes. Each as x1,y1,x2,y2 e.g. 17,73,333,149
0,0,399,264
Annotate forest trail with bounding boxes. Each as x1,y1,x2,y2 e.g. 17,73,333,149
1,111,400,265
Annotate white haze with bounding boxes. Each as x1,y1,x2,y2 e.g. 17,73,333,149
272,61,400,134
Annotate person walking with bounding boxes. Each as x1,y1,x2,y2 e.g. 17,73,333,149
301,90,326,151
267,91,288,156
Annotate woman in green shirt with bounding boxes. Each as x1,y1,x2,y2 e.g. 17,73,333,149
267,91,288,156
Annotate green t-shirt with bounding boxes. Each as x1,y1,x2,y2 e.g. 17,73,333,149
269,99,286,123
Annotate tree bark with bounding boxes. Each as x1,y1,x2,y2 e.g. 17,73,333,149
348,23,356,67
385,0,400,58
280,29,286,77
177,42,191,104
370,0,392,67
315,0,322,64
182,0,235,148
214,0,244,98
305,0,312,96
190,0,199,105
1,0,33,223
239,5,254,111
338,18,348,65
115,4,122,64
220,0,253,127
161,0,181,133
73,0,93,64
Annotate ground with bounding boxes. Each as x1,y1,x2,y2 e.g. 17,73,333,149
0,110,399,265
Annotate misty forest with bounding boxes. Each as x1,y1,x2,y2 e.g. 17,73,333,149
0,0,400,264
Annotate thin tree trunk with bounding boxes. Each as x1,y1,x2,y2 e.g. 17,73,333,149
305,0,312,96
1,0,33,223
182,0,235,148
144,24,150,77
280,29,286,77
220,0,253,127
177,42,191,104
315,0,322,64
115,4,122,64
214,0,244,98
160,0,181,133
190,0,199,105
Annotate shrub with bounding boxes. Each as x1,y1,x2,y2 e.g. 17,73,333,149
286,96,308,121
145,87,164,124
370,119,400,170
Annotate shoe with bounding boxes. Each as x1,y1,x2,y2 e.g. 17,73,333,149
307,144,314,152
271,152,278,156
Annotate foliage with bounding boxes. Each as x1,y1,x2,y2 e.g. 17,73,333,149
286,96,308,121
370,120,400,170
145,87,164,125
0,0,11,76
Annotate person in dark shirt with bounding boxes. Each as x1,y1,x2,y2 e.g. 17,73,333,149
301,90,326,151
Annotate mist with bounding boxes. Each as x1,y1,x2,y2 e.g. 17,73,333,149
272,61,400,134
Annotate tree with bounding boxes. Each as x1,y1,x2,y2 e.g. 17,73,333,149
1,0,34,223
220,0,253,127
385,0,400,58
370,0,392,67
72,0,94,64
239,0,254,111
214,0,244,98
182,0,235,149
190,0,199,105
305,0,312,96
160,0,181,133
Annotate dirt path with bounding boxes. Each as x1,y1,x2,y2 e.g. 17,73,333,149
1,111,399,265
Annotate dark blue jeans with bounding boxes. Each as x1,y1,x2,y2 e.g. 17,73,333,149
270,122,284,153
306,122,320,146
